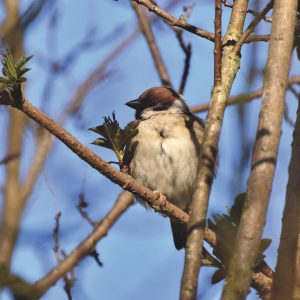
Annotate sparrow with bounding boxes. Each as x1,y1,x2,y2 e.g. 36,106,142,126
124,87,204,250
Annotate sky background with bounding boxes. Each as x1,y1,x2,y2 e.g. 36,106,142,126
0,0,298,299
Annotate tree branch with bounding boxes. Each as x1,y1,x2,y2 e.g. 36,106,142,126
180,1,250,299
34,191,134,299
271,95,300,298
131,1,172,87
214,0,222,86
0,0,26,268
190,75,300,113
0,93,189,223
232,0,274,55
134,0,269,43
221,0,298,298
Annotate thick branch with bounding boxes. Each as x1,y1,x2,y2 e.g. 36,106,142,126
271,95,300,298
180,1,250,299
221,0,297,299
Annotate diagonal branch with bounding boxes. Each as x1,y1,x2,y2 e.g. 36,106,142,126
232,0,274,55
34,191,134,299
134,0,269,43
131,1,172,87
0,94,189,223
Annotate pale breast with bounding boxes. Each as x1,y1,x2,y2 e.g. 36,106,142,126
128,113,204,210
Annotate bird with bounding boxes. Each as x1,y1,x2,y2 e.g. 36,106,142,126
124,86,204,250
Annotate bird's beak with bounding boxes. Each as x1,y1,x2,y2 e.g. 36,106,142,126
125,99,141,110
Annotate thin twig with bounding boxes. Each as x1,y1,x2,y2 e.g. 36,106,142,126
76,191,97,227
34,191,134,298
222,0,272,23
190,75,300,113
232,0,274,55
214,0,222,85
134,0,269,43
131,1,172,87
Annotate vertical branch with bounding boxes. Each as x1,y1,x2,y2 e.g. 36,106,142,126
131,1,172,87
0,0,26,268
271,94,300,299
214,0,222,85
180,1,249,299
221,0,297,299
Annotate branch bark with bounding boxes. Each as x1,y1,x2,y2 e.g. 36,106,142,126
133,0,269,43
271,94,300,299
0,0,26,268
221,1,297,299
180,1,250,299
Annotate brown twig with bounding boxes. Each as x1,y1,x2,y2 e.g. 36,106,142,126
222,0,272,23
214,0,222,85
53,212,75,300
134,0,269,44
131,1,172,87
221,0,297,299
178,39,191,95
135,0,215,41
168,3,194,94
232,0,274,55
76,191,97,227
34,191,134,298
190,75,300,113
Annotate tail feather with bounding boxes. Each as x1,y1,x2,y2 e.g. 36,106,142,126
170,220,187,250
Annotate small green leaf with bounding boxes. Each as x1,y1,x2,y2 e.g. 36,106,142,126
0,49,32,88
17,67,31,78
15,55,33,69
90,112,138,163
91,138,113,150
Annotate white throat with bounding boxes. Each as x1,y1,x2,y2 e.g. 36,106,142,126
141,98,188,120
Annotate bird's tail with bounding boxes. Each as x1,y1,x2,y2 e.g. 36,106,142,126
170,220,187,250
